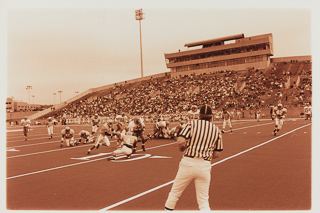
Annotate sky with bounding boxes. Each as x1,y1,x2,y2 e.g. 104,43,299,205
2,0,319,105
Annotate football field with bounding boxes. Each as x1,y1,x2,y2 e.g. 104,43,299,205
6,118,312,211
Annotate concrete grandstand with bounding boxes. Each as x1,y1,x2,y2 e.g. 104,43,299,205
15,33,311,124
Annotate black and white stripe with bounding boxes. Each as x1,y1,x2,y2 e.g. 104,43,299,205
179,120,223,161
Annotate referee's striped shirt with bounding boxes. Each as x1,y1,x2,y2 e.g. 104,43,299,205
179,120,223,161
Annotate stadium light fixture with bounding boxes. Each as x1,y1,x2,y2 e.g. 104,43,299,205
58,91,63,103
26,86,32,110
135,8,144,79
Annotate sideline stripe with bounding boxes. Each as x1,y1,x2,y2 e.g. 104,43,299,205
98,123,311,211
6,142,177,180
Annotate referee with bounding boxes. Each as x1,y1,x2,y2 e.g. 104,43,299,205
164,104,223,211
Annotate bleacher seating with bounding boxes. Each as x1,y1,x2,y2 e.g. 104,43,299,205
31,59,311,123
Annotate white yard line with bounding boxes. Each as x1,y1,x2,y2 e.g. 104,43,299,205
98,123,311,211
6,142,177,180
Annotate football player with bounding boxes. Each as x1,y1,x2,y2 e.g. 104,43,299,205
169,121,187,140
187,105,200,121
270,105,276,120
46,117,57,139
78,130,94,145
150,119,170,139
114,113,127,132
255,109,261,122
108,132,138,161
91,114,101,135
86,120,114,154
221,108,233,133
60,126,75,147
21,117,31,141
273,103,287,136
304,102,312,121
132,117,147,152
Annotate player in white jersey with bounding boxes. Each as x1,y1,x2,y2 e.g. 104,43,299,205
273,103,287,136
108,132,138,161
86,120,114,155
60,126,75,147
255,109,261,122
187,105,200,121
21,117,31,141
78,130,94,144
270,105,276,120
150,120,170,139
304,102,312,121
114,113,127,132
221,108,233,133
91,114,101,135
46,117,57,139
169,121,187,140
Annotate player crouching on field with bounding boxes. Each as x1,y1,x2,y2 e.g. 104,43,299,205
78,130,95,145
149,120,171,139
60,126,75,147
108,132,138,161
273,103,287,136
86,120,114,155
169,121,187,140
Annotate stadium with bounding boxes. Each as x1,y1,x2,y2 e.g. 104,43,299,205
6,32,312,211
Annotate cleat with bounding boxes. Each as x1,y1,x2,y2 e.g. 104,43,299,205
142,145,146,152
108,157,115,161
60,144,63,148
96,144,100,149
86,150,90,155
132,149,136,154
221,130,225,134
230,129,233,132
126,155,131,159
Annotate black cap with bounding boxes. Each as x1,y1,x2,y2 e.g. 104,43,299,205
199,104,213,120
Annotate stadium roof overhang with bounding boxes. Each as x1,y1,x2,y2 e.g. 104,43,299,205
184,33,245,48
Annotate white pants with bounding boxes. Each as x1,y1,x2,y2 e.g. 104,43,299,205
47,126,53,136
275,118,284,130
92,125,98,134
165,156,212,211
95,134,110,147
64,139,74,147
81,136,93,143
223,118,232,129
113,145,132,156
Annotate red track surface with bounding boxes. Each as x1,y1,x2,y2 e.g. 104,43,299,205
6,119,312,211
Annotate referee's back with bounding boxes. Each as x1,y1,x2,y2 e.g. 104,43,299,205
179,105,223,161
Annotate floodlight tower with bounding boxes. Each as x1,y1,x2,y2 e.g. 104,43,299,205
58,91,63,103
53,93,56,105
135,9,144,79
26,86,32,110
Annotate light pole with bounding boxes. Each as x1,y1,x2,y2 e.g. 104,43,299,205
31,95,35,104
135,8,144,79
26,86,32,110
53,93,56,105
58,91,63,103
